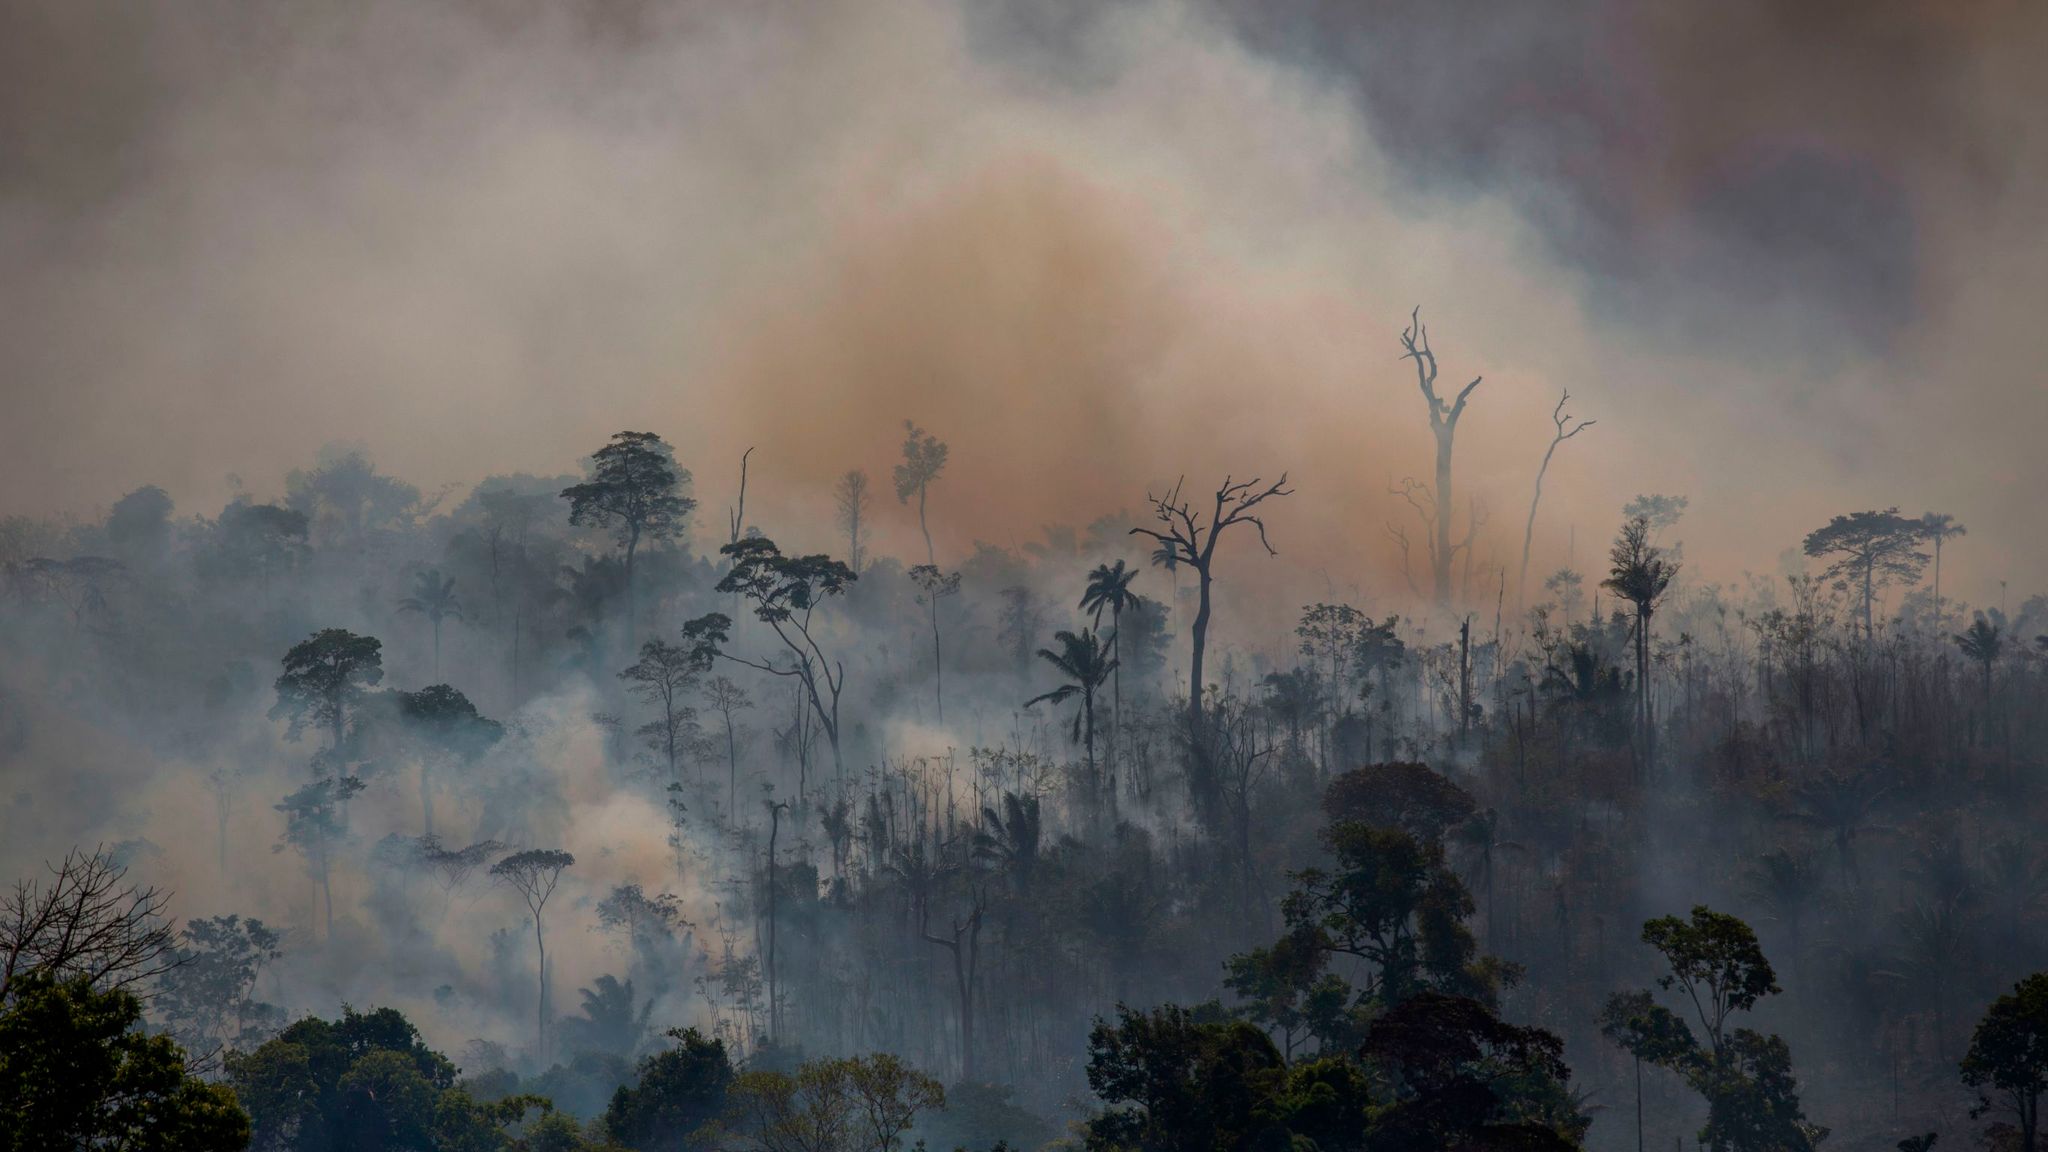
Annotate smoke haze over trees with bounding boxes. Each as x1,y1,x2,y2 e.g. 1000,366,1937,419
5,2,2048,1150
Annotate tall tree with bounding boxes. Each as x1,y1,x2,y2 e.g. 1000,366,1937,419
561,431,694,645
1397,306,1484,606
893,420,948,567
1802,508,1929,640
684,536,857,777
1026,628,1118,792
272,629,384,768
1129,473,1292,743
1518,389,1595,612
1921,512,1967,623
620,639,701,785
1081,560,1143,751
909,564,962,723
491,849,575,1059
396,567,461,679
704,676,753,815
1602,515,1677,771
834,469,873,574
396,684,502,837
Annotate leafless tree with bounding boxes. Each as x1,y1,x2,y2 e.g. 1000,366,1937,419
1518,389,1595,612
1,847,177,1001
1397,307,1483,606
1129,473,1293,738
921,889,986,1082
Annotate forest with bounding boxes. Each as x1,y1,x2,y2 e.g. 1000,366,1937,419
3,406,2046,1152
6,1,2048,1150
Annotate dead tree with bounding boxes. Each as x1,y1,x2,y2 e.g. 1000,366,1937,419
1397,307,1482,606
921,889,985,1082
1517,390,1594,612
1,847,176,1001
1129,474,1293,740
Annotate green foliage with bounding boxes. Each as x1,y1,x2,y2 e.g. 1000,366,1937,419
724,1052,944,1152
228,1005,546,1152
1962,973,2048,1150
0,973,250,1152
1082,1002,1289,1151
1639,905,1781,1049
603,1027,733,1151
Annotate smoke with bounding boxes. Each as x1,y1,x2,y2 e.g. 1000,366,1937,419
1,0,2043,607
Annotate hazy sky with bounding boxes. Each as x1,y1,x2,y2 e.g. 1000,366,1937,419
3,0,2044,606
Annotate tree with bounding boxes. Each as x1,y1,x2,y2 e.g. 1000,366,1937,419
604,1027,733,1151
1920,512,1966,622
1602,515,1677,769
621,640,702,785
725,1054,943,1152
921,891,986,1083
229,1005,545,1152
395,684,502,837
685,536,857,778
1081,560,1143,752
492,849,576,1059
1083,1003,1287,1152
274,776,365,939
271,629,385,765
1604,908,1825,1152
562,431,694,644
1396,306,1484,606
1518,389,1595,612
155,914,284,1057
1026,629,1117,793
909,564,962,723
893,421,948,567
397,567,462,679
1963,973,2048,1152
1955,613,2004,709
0,848,176,1003
1360,991,1584,1151
1802,508,1929,640
833,470,872,574
0,973,250,1151
1128,473,1292,752
703,677,753,815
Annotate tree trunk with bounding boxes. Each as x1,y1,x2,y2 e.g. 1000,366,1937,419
534,916,548,1059
1433,423,1455,605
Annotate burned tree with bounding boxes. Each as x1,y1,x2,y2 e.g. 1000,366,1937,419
1397,306,1484,606
1130,474,1292,743
1517,389,1595,612
893,421,948,567
834,469,873,574
1,848,176,1001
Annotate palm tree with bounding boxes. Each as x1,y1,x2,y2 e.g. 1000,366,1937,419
1026,629,1118,792
973,791,1043,893
1919,512,1966,622
1955,612,2004,709
1080,561,1143,748
1784,766,1890,885
1601,515,1677,771
398,568,462,679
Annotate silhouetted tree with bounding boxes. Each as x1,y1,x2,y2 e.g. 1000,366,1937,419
1397,306,1484,606
0,848,176,1002
621,639,702,784
491,849,575,1059
1518,389,1595,612
1603,515,1677,769
684,536,857,777
1081,559,1143,750
909,564,962,722
396,567,461,679
272,629,385,765
1027,629,1117,791
893,421,948,567
1129,473,1292,749
1802,508,1929,640
562,431,694,644
1963,973,2048,1152
1920,512,1967,622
